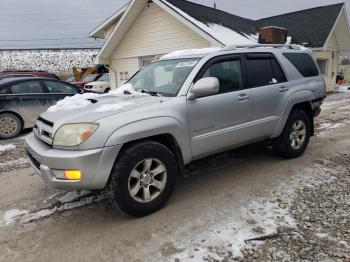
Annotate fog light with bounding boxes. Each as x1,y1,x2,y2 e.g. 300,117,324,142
64,170,81,180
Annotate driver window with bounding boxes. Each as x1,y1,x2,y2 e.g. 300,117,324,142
202,59,244,94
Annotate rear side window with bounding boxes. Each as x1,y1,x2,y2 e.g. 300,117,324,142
283,52,319,77
245,56,286,87
43,81,78,94
10,81,44,94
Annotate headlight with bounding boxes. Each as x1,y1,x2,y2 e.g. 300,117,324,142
53,123,99,147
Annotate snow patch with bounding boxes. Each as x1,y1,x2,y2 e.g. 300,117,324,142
0,144,16,152
335,85,350,93
0,158,29,167
95,102,133,113
317,122,344,130
1,190,106,226
163,1,257,46
3,209,29,225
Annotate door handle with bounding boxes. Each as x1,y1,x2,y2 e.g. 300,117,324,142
279,86,289,92
238,93,249,101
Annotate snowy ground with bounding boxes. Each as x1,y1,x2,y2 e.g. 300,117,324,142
0,93,349,261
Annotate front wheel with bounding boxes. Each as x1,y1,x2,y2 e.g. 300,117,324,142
108,141,177,217
275,110,311,158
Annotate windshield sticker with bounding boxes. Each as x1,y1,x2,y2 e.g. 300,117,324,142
176,61,198,68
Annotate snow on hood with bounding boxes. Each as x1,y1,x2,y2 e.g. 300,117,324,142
47,84,146,113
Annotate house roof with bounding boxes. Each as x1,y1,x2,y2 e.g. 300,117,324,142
92,0,346,48
256,3,345,48
90,3,129,39
94,0,349,63
166,0,256,36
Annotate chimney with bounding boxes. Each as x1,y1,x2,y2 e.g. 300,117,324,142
258,26,287,44
214,2,217,9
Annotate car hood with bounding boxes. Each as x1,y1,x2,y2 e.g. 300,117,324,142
40,94,165,128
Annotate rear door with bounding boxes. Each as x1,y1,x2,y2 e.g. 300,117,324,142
244,53,288,138
42,80,80,107
8,80,48,126
187,55,253,158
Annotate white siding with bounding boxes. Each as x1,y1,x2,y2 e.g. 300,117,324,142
111,3,211,59
313,50,338,92
109,3,212,87
110,58,140,88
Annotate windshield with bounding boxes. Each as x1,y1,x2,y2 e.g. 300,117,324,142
127,58,199,96
99,74,109,82
83,74,98,82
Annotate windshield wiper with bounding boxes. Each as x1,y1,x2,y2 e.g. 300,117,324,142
140,89,161,97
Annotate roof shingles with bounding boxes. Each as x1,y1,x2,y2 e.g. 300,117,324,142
165,0,344,48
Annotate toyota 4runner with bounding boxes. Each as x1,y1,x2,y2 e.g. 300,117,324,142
26,45,326,217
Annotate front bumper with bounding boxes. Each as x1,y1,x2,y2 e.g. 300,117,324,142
25,132,121,190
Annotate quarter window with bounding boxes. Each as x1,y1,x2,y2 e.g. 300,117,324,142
10,81,43,94
202,59,244,94
283,52,319,77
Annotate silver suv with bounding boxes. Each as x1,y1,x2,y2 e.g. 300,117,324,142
26,45,325,217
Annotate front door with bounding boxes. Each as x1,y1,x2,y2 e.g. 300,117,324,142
187,55,253,158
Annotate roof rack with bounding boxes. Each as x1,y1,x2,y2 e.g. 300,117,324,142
222,44,303,51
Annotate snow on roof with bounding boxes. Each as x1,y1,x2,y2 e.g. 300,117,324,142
163,0,258,46
160,47,221,60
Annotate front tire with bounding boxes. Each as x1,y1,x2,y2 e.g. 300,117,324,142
0,113,22,139
275,110,311,158
108,141,177,217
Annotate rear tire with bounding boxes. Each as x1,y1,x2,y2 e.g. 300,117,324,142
0,113,22,139
275,110,311,158
108,141,177,217
104,88,110,93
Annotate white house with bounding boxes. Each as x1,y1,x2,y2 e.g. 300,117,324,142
90,0,350,91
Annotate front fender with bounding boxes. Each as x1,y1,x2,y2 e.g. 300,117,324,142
272,90,315,138
105,117,192,164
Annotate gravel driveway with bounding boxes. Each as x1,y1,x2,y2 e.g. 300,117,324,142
0,93,349,262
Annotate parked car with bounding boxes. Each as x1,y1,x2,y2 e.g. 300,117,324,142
84,74,110,93
0,77,83,139
0,71,60,80
26,45,325,217
71,74,102,89
0,74,38,80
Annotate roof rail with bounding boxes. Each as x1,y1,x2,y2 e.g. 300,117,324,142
222,44,304,51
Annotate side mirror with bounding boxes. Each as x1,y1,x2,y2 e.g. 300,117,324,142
188,77,219,100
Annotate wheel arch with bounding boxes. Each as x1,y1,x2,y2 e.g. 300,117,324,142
118,133,186,177
272,90,315,137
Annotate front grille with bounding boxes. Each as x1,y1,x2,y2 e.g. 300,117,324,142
38,116,53,127
34,118,53,146
27,151,41,170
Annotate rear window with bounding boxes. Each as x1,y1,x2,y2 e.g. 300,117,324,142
245,55,287,87
283,52,319,77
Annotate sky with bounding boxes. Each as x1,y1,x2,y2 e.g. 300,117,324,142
0,0,349,49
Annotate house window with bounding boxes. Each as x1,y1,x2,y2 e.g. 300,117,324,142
317,59,328,75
